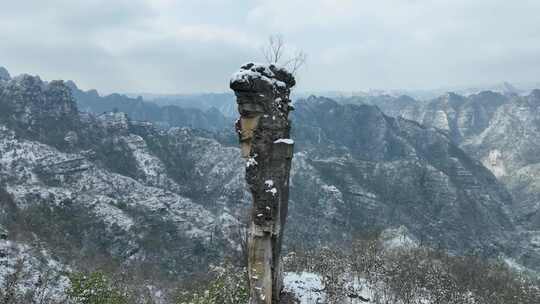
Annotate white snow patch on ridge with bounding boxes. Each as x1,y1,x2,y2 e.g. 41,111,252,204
483,149,506,177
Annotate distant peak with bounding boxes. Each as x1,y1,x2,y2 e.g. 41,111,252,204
13,73,41,82
65,80,78,91
474,90,503,99
530,89,540,100
445,92,460,98
0,66,11,81
502,81,518,93
302,95,339,107
396,95,416,103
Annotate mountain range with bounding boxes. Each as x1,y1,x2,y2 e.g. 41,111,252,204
339,90,540,265
1,67,540,300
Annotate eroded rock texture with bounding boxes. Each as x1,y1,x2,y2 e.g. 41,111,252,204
230,63,296,304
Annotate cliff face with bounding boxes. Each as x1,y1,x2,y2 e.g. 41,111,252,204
458,91,540,264
0,75,80,148
346,90,540,265
289,97,515,254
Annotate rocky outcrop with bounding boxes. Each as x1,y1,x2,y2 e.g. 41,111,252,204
230,63,296,304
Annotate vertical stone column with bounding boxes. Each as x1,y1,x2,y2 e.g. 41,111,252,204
230,63,295,304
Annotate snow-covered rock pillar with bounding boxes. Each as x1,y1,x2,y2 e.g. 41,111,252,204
230,63,296,304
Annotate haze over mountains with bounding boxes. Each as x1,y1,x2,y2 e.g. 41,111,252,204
1,66,540,301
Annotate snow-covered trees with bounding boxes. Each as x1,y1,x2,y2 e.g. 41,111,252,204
282,232,540,304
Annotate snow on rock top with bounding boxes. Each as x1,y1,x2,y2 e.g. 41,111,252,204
230,62,295,90
230,64,285,88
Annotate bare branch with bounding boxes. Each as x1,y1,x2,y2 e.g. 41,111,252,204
261,34,307,76
262,34,285,64
284,50,307,75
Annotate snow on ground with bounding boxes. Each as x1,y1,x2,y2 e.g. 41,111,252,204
380,226,419,250
0,124,216,242
124,134,184,193
0,239,70,302
284,272,325,304
90,196,135,230
284,272,378,304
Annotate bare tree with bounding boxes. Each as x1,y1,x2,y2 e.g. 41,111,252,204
261,34,307,75
262,34,285,65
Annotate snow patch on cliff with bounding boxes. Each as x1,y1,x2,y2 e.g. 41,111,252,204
483,149,506,177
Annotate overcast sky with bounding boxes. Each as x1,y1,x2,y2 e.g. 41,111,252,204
1,0,539,94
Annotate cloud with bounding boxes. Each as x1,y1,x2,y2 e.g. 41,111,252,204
247,0,540,90
1,0,539,93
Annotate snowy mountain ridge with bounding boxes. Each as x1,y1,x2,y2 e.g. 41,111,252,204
1,68,539,302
